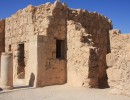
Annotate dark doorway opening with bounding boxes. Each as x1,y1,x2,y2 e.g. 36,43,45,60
17,43,25,79
56,40,65,59
8,44,11,51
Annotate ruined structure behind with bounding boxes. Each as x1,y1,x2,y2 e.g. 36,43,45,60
106,30,130,96
0,1,129,97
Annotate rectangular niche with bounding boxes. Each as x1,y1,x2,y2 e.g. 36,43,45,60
56,40,65,59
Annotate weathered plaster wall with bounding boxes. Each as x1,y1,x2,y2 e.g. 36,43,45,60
24,36,39,87
33,3,53,35
107,30,130,96
0,19,5,77
4,1,113,88
5,1,67,86
67,8,112,88
67,20,90,87
5,5,35,46
5,5,36,81
36,2,67,86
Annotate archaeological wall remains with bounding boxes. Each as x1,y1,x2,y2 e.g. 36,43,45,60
0,0,130,97
5,2,68,87
67,8,112,88
106,30,130,96
2,1,112,88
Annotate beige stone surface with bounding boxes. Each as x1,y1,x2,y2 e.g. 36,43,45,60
107,30,130,97
106,53,117,67
4,1,68,87
2,0,130,97
67,20,90,87
0,1,112,88
67,7,112,87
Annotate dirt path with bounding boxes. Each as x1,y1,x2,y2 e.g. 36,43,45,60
0,85,129,100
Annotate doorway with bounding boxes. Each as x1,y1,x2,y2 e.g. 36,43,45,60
17,43,25,79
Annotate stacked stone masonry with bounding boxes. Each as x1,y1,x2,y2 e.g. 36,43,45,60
0,0,129,97
106,30,130,97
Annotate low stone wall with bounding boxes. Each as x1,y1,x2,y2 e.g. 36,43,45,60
107,30,130,96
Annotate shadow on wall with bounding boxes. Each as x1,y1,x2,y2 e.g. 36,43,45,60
88,46,109,88
0,88,3,91
29,73,35,87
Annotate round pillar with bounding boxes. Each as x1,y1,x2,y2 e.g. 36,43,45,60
0,52,13,89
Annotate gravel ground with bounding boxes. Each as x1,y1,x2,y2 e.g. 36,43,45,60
0,85,129,100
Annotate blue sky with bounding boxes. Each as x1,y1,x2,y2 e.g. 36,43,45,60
0,0,130,33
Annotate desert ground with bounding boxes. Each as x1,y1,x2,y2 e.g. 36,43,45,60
0,84,129,100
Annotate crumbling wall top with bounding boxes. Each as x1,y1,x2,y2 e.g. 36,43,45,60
5,1,113,28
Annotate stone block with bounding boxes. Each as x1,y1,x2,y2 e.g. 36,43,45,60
107,68,122,81
125,51,130,61
106,53,117,67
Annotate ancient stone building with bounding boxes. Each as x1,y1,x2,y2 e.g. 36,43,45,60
0,0,129,97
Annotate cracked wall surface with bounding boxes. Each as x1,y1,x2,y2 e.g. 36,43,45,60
107,30,130,97
67,11,112,87
2,1,113,88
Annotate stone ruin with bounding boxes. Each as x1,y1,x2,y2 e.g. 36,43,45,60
0,0,129,97
107,30,130,96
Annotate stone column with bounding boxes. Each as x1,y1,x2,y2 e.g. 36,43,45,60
0,52,13,89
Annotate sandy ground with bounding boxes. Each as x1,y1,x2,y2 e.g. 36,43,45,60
0,85,130,100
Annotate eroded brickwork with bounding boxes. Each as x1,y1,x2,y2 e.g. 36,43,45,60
67,8,112,87
1,1,112,89
5,2,67,86
5,5,36,81
67,20,90,87
0,1,130,97
106,30,130,96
